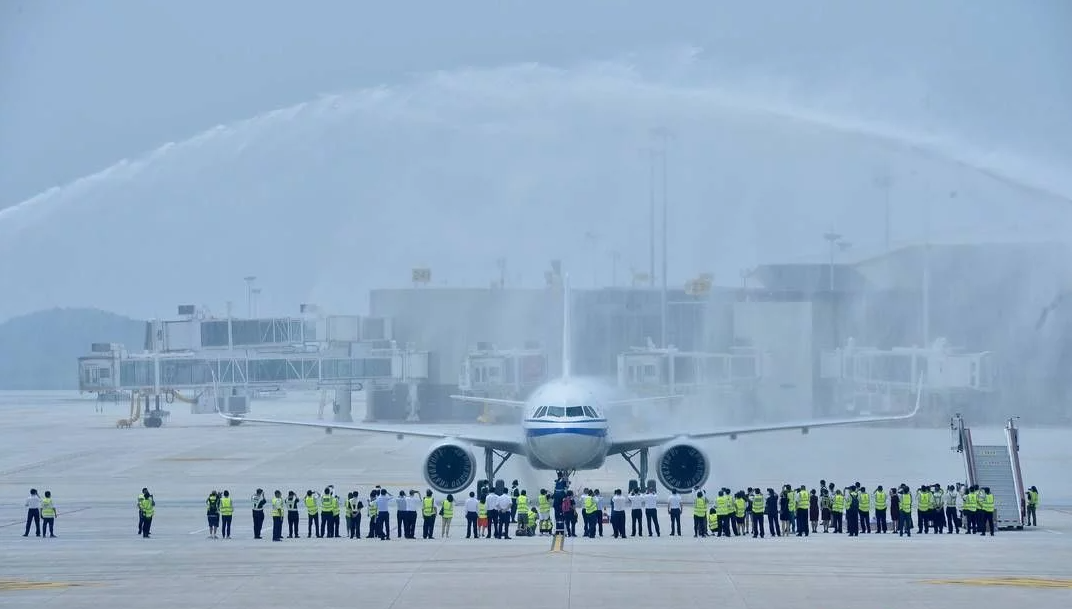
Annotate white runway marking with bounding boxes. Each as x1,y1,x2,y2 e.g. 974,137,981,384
188,527,208,535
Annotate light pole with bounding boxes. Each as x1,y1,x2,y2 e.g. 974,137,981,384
584,231,599,287
875,174,892,253
823,232,841,292
652,127,673,348
647,148,659,289
495,257,507,289
243,276,257,318
250,287,262,318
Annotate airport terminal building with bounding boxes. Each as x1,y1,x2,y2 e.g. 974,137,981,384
78,243,1072,425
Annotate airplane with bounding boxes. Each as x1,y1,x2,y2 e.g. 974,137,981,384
220,275,922,496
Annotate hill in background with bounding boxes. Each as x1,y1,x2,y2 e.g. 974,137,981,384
0,308,144,390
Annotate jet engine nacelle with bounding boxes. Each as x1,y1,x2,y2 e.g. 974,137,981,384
422,440,478,494
654,440,710,492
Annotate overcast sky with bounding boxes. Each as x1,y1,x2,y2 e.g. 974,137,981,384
4,0,1070,208
1,1,1071,321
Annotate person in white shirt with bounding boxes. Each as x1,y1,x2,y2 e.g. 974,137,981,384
407,491,421,539
375,490,392,540
643,489,660,536
24,489,41,537
628,489,644,537
594,490,607,537
497,491,512,539
396,491,407,539
944,485,960,534
464,491,479,539
667,490,682,536
610,489,628,538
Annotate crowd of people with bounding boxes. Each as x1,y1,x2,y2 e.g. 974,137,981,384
19,479,1043,540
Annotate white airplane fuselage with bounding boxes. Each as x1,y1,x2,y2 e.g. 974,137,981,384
521,378,609,471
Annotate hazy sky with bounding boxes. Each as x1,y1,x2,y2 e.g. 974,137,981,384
2,0,1071,320
5,0,1070,207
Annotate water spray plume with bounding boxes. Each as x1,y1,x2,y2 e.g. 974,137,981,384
0,49,1068,320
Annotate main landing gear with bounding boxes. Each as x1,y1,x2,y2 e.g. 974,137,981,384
478,447,513,495
620,447,656,493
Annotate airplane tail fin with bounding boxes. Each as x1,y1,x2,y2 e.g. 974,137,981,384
562,273,572,379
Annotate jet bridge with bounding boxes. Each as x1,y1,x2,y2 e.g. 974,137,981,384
78,306,432,423
616,344,764,396
821,338,996,419
455,342,548,423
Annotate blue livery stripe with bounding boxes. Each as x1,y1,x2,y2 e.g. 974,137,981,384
524,418,606,424
526,427,608,438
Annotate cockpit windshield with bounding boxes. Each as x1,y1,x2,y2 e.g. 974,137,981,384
537,405,600,418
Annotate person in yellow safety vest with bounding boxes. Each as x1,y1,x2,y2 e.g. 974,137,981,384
917,486,933,534
750,491,766,538
1026,486,1039,527
206,490,221,540
528,507,539,535
320,488,334,538
537,506,552,535
330,489,341,538
978,487,996,536
440,494,454,538
516,490,530,530
734,493,746,537
819,490,831,533
286,491,301,539
858,486,871,534
873,487,887,534
368,490,380,539
831,490,845,534
305,490,320,538
40,491,57,538
795,487,810,537
963,486,978,534
898,486,912,537
692,491,708,538
139,492,155,538
270,490,284,541
135,487,149,536
538,490,551,527
220,490,234,539
583,493,597,538
344,491,355,538
785,487,797,535
707,507,719,534
715,490,732,537
931,484,946,533
251,488,267,540
422,491,436,539
477,497,488,537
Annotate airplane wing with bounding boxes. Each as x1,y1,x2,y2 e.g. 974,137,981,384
218,411,525,454
449,395,527,408
605,395,684,406
608,376,924,454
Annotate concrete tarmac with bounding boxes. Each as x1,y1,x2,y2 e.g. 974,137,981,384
1,391,1071,608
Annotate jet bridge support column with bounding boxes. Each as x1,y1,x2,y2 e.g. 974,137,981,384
334,382,353,423
406,382,420,422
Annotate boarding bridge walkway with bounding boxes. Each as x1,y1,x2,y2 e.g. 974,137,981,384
951,414,1026,530
78,350,429,393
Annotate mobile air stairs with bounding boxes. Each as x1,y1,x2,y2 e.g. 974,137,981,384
950,414,1026,530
